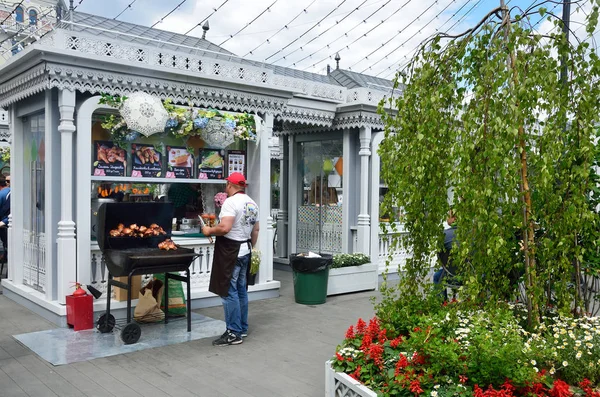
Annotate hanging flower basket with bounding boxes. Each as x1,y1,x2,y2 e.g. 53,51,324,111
99,93,258,148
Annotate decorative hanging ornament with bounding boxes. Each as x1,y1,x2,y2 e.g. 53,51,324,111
119,92,169,137
200,117,235,149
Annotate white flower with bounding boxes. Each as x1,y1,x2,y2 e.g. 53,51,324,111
576,351,582,359
530,360,536,366
434,385,440,389
550,367,556,375
431,392,438,397
563,361,569,367
533,367,538,372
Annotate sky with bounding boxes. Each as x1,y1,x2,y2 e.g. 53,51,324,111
74,0,597,80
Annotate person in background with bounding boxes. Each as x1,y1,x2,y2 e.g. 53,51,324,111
0,175,11,265
168,183,200,220
433,211,457,299
202,172,259,346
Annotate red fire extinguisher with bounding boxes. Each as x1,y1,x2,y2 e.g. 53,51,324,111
66,282,94,331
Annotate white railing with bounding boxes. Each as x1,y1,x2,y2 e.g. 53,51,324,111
50,27,346,102
22,229,46,291
90,238,214,299
351,225,411,274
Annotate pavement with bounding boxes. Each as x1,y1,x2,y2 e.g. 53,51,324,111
0,268,383,397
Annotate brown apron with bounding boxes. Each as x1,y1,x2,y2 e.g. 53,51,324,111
208,236,246,297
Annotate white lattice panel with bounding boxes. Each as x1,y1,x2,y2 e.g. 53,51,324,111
90,240,214,298
22,230,46,292
297,222,343,255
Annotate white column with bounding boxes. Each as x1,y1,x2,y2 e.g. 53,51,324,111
44,90,59,301
357,126,372,255
7,105,23,283
247,113,274,283
288,134,297,255
56,89,77,304
341,128,351,253
370,132,385,272
276,134,288,258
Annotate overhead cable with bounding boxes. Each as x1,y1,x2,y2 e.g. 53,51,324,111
183,0,230,36
244,0,317,56
151,0,187,28
114,0,137,20
220,0,278,46
350,0,444,70
292,0,393,68
272,0,369,63
302,0,416,70
265,0,350,61
0,0,24,26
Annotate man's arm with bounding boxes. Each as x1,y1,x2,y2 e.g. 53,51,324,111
250,222,259,247
202,216,234,237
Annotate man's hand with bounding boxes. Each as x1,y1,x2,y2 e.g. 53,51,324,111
0,221,6,228
201,226,211,236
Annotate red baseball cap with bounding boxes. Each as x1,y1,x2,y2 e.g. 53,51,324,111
226,172,247,187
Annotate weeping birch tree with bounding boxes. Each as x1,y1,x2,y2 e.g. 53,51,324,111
378,1,600,328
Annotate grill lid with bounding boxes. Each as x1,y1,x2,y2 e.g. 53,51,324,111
97,202,175,251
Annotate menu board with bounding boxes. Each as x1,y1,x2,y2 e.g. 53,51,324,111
227,150,246,176
198,148,225,180
93,140,126,177
131,144,162,178
166,146,194,179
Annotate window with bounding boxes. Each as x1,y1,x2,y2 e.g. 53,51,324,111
29,9,37,25
14,6,24,23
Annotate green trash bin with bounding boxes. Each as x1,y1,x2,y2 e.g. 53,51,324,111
289,253,332,305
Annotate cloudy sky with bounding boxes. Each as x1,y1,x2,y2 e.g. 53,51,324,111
75,0,597,79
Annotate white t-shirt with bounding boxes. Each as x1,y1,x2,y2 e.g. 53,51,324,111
219,192,259,257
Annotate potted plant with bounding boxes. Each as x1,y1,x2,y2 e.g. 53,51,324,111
327,253,377,296
248,248,260,286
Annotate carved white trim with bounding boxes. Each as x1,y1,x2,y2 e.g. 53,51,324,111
278,111,383,135
0,64,47,108
345,87,389,106
277,106,335,127
0,127,11,143
54,29,345,102
0,109,8,125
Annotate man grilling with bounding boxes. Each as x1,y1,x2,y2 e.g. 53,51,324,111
201,172,259,346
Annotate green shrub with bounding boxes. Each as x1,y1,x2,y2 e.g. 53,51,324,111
331,253,371,269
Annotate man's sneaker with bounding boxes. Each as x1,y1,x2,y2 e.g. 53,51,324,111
212,330,243,346
241,332,248,338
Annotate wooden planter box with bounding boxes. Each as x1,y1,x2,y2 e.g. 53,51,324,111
325,360,377,397
327,263,378,296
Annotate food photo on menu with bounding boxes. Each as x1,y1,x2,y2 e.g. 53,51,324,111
198,149,225,180
131,144,162,178
166,146,194,179
227,150,246,176
93,140,126,177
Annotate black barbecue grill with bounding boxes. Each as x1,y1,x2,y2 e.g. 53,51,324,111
96,202,200,344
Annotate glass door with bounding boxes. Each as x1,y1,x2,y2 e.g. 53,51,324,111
22,113,45,291
296,140,343,254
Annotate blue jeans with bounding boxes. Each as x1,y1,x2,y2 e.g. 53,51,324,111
433,267,448,300
221,254,249,337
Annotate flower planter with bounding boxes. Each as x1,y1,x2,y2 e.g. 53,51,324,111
325,360,376,397
327,263,378,296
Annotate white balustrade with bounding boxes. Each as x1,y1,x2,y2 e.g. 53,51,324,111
89,238,214,299
22,229,46,291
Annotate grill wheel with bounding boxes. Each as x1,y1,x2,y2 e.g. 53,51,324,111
121,322,142,344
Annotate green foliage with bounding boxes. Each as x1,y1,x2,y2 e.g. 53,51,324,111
0,146,10,163
333,303,600,395
377,3,600,325
331,253,371,269
250,248,260,275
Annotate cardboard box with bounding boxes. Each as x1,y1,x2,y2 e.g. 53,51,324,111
113,275,142,301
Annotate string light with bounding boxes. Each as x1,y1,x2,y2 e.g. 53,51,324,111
114,0,137,20
220,0,278,46
244,0,317,56
265,0,350,61
151,0,187,28
183,0,230,36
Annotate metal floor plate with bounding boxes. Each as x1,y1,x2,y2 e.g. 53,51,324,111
13,313,225,366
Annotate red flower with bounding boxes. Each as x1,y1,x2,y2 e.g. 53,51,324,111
367,343,384,367
501,379,515,392
368,318,380,338
474,385,485,397
549,380,572,397
580,379,592,390
390,336,403,349
356,318,367,334
352,365,362,380
345,325,355,339
412,352,426,366
395,354,409,376
409,379,424,395
459,375,468,384
360,333,373,351
335,352,344,361
378,329,388,344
